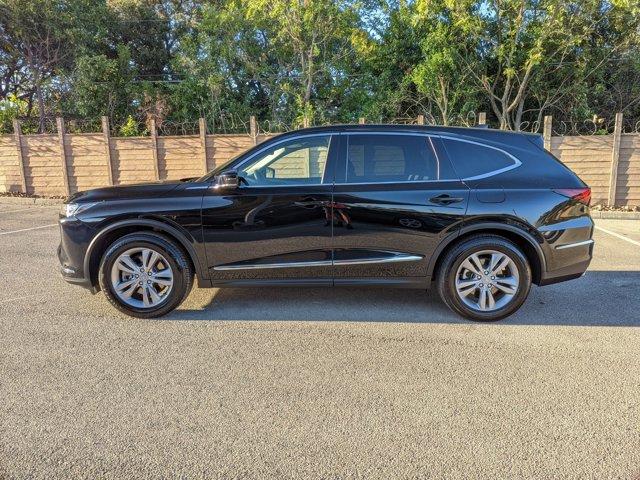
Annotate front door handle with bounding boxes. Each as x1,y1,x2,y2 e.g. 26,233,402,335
295,197,320,209
429,194,464,205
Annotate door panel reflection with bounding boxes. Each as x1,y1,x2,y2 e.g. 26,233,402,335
332,182,469,278
202,187,333,280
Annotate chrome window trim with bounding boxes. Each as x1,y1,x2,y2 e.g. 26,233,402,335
428,136,441,179
231,133,334,187
335,179,448,186
555,239,594,250
225,130,522,187
339,131,522,183
214,179,451,188
437,135,522,181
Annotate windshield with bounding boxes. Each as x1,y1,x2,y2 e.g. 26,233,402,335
197,153,242,182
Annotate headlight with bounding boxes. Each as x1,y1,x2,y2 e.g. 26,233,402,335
60,202,97,217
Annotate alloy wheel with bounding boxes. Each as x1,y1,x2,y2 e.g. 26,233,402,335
110,247,174,309
454,249,520,312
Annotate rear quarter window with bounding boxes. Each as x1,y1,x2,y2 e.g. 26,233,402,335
442,138,518,179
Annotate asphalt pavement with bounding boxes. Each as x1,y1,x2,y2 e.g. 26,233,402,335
1,204,639,479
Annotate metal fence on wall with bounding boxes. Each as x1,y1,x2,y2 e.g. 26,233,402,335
0,113,638,207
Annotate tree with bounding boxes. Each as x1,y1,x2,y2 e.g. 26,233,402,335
435,0,640,130
173,2,276,131
242,0,359,125
411,0,480,125
0,0,638,132
0,0,105,131
65,46,137,125
0,94,29,133
355,3,427,121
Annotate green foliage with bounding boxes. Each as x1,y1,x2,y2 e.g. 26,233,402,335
118,115,143,137
0,0,638,133
65,45,136,125
410,0,480,124
0,95,27,133
0,0,109,130
419,0,640,130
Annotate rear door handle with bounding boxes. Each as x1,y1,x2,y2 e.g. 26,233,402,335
429,194,464,205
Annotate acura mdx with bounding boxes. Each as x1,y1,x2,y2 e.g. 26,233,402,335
58,125,594,321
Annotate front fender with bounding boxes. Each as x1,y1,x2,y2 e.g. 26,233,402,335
83,218,207,288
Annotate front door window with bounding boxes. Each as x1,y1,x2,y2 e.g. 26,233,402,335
239,135,331,186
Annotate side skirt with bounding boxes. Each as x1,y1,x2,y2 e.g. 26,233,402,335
199,277,430,289
334,277,430,289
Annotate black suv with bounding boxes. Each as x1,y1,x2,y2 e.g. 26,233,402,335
58,125,594,321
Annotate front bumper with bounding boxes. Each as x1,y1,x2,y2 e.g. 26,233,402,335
58,245,95,291
58,217,98,292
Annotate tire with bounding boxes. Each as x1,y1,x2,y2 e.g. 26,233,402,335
436,235,532,321
99,232,194,318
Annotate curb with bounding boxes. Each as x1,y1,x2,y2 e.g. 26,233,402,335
0,196,65,206
591,211,640,220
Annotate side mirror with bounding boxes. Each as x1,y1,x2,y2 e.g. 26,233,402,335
216,171,240,190
265,166,275,179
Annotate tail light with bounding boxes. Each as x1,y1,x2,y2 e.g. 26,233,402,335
553,188,591,206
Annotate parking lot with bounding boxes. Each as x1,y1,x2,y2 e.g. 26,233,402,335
1,203,639,479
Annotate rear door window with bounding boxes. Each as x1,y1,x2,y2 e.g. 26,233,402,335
441,138,518,179
345,134,456,183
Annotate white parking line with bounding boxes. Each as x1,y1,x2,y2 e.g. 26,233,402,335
0,206,56,214
0,295,44,305
0,224,57,236
595,226,640,247
0,207,35,214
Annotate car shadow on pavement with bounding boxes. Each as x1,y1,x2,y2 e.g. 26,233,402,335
161,270,640,327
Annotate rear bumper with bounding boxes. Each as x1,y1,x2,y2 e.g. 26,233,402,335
539,260,591,285
539,237,594,286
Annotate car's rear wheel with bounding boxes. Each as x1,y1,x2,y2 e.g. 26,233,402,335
437,235,531,321
99,232,193,318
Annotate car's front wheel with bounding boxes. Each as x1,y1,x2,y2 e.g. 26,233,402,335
437,235,532,321
99,232,194,318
